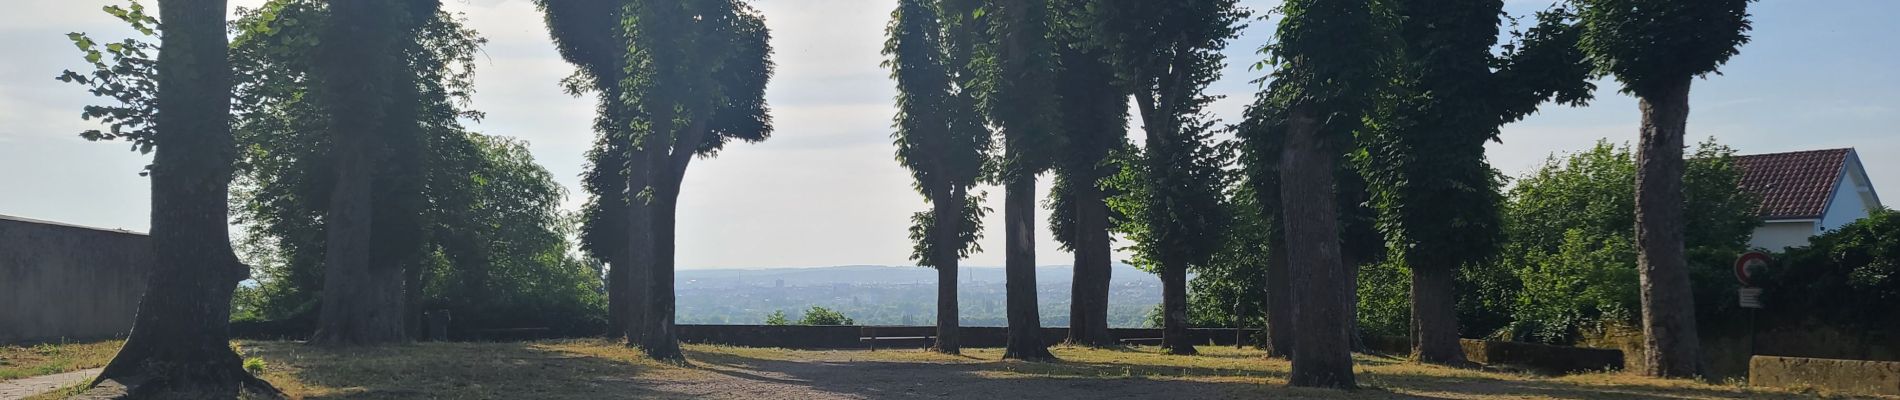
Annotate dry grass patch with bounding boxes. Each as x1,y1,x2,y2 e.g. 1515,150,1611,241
0,340,121,380
213,340,1852,399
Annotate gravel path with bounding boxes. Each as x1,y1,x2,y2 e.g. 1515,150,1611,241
0,368,97,400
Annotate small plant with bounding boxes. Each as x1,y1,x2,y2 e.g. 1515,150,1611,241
31,343,62,356
243,357,267,374
763,310,790,326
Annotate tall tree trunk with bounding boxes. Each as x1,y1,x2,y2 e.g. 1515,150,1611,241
90,0,279,396
1265,209,1293,358
1635,76,1702,379
1343,251,1364,354
931,187,964,354
405,250,425,339
1067,178,1115,347
1279,105,1356,389
378,53,428,341
616,91,651,346
639,130,684,360
607,257,629,337
1002,177,1054,360
313,0,410,347
622,196,650,345
1410,262,1466,364
1161,256,1196,355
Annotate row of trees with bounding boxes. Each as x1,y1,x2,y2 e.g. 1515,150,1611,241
883,0,1755,388
57,0,1754,395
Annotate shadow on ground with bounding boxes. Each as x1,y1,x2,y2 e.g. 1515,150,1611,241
240,341,1816,400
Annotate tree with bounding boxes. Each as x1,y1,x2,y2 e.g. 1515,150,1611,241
798,307,857,325
1356,2,1593,365
1045,0,1129,348
1575,0,1754,378
986,0,1062,362
223,0,604,339
884,0,992,355
623,0,774,361
1083,0,1245,357
59,0,280,395
310,0,440,346
534,0,647,342
1501,141,1758,344
1247,0,1393,388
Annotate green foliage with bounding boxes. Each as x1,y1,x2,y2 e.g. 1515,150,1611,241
621,0,775,163
884,0,992,267
905,192,991,265
1043,0,1130,249
1183,184,1270,328
1497,140,1760,343
797,307,857,326
1084,0,1245,277
243,357,268,374
533,0,637,265
762,307,856,326
1354,259,1411,337
1358,2,1593,275
56,1,160,157
1253,0,1394,149
210,0,602,334
1576,0,1754,95
1762,209,1900,332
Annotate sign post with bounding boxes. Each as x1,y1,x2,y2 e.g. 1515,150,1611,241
1734,251,1772,359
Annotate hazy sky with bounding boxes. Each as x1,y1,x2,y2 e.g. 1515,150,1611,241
1,0,1893,269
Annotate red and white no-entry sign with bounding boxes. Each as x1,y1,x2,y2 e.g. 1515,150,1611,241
1734,251,1771,287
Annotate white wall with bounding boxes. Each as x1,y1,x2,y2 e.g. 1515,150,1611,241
1819,162,1877,233
1751,220,1818,251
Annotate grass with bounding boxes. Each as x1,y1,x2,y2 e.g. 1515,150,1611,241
9,339,1856,399
220,340,1848,399
0,340,121,380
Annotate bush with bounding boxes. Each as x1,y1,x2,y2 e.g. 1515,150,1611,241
798,307,856,326
764,307,855,326
1495,140,1759,344
1761,208,1900,331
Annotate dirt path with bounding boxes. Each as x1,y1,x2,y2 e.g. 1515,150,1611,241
608,350,1262,399
0,368,97,399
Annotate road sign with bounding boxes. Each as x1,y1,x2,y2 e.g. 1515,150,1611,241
1734,251,1771,286
1738,287,1763,309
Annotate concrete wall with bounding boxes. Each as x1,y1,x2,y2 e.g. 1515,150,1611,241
1750,220,1817,251
0,215,151,344
1751,356,1900,397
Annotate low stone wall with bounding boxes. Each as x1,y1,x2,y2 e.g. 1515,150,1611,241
0,215,152,344
1367,336,1624,374
1462,339,1623,374
678,324,864,349
1750,355,1900,397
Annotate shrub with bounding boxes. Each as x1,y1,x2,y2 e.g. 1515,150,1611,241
1760,208,1900,331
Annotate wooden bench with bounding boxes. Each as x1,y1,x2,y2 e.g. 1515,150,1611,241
1120,337,1164,346
862,326,935,350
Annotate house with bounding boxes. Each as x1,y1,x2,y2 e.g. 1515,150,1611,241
1735,148,1884,251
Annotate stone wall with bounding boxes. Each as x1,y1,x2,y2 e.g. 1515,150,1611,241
0,215,152,344
1750,355,1900,397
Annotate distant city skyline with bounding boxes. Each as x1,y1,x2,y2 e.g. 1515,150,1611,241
1,0,1892,269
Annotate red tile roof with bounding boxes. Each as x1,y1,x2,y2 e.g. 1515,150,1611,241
1735,148,1851,220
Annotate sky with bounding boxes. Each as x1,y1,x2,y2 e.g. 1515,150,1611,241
1,0,1894,269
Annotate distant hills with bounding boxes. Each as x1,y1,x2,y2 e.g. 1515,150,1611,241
676,263,1156,287
672,264,1161,328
